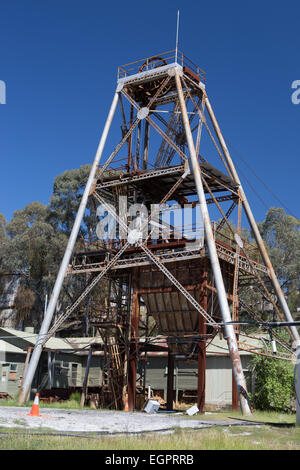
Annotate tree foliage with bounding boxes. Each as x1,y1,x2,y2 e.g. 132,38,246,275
258,207,300,316
0,202,71,329
0,164,108,333
1,159,299,339
14,285,36,325
0,202,68,285
250,355,296,412
49,164,96,237
259,208,300,277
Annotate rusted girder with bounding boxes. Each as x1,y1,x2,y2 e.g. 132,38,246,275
174,69,251,415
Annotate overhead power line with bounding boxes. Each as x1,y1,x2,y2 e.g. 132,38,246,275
227,141,298,219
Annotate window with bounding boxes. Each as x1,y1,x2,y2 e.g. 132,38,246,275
1,363,9,382
71,364,78,386
8,364,17,381
54,360,62,374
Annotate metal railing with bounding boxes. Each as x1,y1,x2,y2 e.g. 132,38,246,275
76,221,261,265
211,223,261,264
118,50,206,84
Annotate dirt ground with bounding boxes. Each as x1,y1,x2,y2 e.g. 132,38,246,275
0,406,245,434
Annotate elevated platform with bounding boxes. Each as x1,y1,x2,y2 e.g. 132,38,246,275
69,226,267,277
117,50,205,86
96,161,239,206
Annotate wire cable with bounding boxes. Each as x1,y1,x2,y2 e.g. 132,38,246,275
227,141,298,219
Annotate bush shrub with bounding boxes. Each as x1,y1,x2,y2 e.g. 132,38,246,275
69,392,81,404
250,355,295,412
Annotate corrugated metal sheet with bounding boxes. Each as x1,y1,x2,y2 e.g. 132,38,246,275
142,334,264,357
0,327,103,354
139,259,230,355
143,354,252,406
0,339,25,355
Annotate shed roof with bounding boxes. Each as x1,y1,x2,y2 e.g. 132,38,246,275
139,333,266,357
0,328,266,359
0,338,25,355
0,328,103,355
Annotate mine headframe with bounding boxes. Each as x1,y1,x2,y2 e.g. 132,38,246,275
19,51,299,416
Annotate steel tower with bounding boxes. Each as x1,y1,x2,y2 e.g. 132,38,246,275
19,51,299,415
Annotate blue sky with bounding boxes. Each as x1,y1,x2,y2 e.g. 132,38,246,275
0,0,300,225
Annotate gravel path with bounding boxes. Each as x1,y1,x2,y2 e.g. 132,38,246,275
0,407,221,434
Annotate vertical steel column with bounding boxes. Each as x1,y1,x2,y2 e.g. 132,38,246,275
19,88,120,404
205,97,300,345
128,269,139,411
232,290,240,411
143,120,150,170
122,273,132,411
47,351,52,390
128,104,134,170
80,346,93,408
20,347,33,388
232,200,241,411
232,371,240,411
232,292,240,411
142,304,149,399
174,69,251,415
197,266,207,413
167,352,175,410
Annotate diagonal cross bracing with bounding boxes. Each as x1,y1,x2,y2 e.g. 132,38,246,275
140,243,218,327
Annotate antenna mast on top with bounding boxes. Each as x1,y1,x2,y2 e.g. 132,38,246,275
175,10,180,63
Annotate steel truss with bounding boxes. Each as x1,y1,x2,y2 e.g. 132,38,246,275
19,51,298,416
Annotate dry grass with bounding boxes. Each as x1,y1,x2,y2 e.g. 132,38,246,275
187,409,297,424
0,423,299,450
0,402,298,450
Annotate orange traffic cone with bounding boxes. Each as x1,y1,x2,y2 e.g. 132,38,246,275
27,393,40,417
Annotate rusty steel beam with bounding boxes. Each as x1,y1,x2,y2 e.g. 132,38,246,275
205,96,300,346
80,346,93,408
181,76,233,178
197,266,207,413
166,351,175,411
128,269,139,411
44,242,130,341
232,372,240,412
140,244,217,327
20,347,33,389
121,88,188,163
174,69,251,415
232,199,241,413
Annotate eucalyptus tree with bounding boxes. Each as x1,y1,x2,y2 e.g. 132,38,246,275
258,207,300,318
